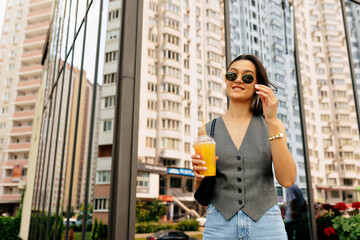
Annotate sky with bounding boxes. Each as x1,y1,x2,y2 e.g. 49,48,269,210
0,1,6,34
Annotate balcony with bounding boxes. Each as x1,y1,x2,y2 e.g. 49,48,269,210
17,80,41,90
15,95,37,105
12,111,35,120
7,143,31,152
10,126,33,136
27,8,52,24
1,177,26,184
23,36,46,47
21,51,42,61
0,194,22,202
19,65,42,77
25,21,50,37
29,0,52,11
5,159,28,167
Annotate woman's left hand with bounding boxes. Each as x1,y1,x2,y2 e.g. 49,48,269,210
255,84,278,123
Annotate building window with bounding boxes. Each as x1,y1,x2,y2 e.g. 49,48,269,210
161,119,179,131
103,120,112,132
330,191,339,198
104,73,116,84
184,106,190,118
147,100,157,110
184,75,190,85
147,118,157,129
137,172,149,191
184,160,190,169
97,171,111,183
146,137,156,148
184,125,190,136
104,96,115,108
327,178,337,185
162,158,176,166
184,142,191,153
105,51,117,63
147,82,157,92
108,9,120,21
186,179,193,192
161,137,180,150
170,177,181,188
8,64,15,70
94,198,109,211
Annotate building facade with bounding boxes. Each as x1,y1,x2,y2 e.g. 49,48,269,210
295,0,360,204
0,0,53,215
229,0,307,203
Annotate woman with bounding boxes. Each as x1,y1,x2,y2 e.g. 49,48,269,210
192,54,296,239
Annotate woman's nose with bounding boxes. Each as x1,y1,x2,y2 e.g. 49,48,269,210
234,74,243,83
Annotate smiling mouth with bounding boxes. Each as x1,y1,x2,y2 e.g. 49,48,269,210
232,86,244,90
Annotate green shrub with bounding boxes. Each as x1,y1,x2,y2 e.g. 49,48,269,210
135,219,199,233
0,216,21,240
175,219,199,231
332,215,360,240
136,200,166,223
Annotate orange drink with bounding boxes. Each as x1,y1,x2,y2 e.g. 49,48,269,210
193,136,216,177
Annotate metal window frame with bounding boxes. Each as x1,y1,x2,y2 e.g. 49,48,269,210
108,0,143,239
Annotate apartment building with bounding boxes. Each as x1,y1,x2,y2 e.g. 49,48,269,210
295,0,360,204
92,0,121,224
93,0,227,222
136,0,226,218
0,0,53,215
229,0,307,203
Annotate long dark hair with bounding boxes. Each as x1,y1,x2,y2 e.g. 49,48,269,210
227,54,277,115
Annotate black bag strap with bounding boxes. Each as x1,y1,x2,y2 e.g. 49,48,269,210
210,118,216,138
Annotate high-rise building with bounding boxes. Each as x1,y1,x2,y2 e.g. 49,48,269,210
92,0,227,222
295,0,360,203
0,0,54,215
63,74,95,213
345,1,360,103
137,0,226,217
92,0,121,224
229,0,307,203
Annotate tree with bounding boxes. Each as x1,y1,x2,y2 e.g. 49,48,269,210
91,218,98,240
136,200,166,222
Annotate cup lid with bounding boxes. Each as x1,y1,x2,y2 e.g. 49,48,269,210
193,135,215,146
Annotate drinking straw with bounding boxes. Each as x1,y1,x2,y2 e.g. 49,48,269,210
202,114,206,135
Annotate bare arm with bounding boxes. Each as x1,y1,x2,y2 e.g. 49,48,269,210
267,119,296,188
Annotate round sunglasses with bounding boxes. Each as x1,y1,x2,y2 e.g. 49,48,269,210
225,72,255,84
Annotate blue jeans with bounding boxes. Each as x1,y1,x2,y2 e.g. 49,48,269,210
203,203,288,240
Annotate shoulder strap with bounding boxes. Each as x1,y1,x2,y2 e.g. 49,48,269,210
210,118,217,138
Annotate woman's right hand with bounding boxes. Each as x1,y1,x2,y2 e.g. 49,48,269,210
191,154,207,182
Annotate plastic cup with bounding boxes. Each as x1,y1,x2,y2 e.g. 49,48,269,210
193,135,216,177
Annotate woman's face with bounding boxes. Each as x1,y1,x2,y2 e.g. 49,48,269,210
225,59,258,102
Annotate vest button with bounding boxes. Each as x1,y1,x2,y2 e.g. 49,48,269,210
236,156,241,160
237,178,242,183
238,200,243,205
237,167,242,171
238,188,242,193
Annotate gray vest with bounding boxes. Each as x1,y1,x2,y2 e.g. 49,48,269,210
205,115,278,222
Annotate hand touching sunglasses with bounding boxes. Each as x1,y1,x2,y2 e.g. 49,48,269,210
225,72,255,84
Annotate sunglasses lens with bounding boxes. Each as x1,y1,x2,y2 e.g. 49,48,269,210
242,74,254,84
226,72,237,81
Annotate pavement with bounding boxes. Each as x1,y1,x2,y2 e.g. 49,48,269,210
135,227,204,238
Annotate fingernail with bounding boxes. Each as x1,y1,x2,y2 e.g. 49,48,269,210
203,167,207,170
255,84,259,87
201,161,206,164
256,91,260,94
